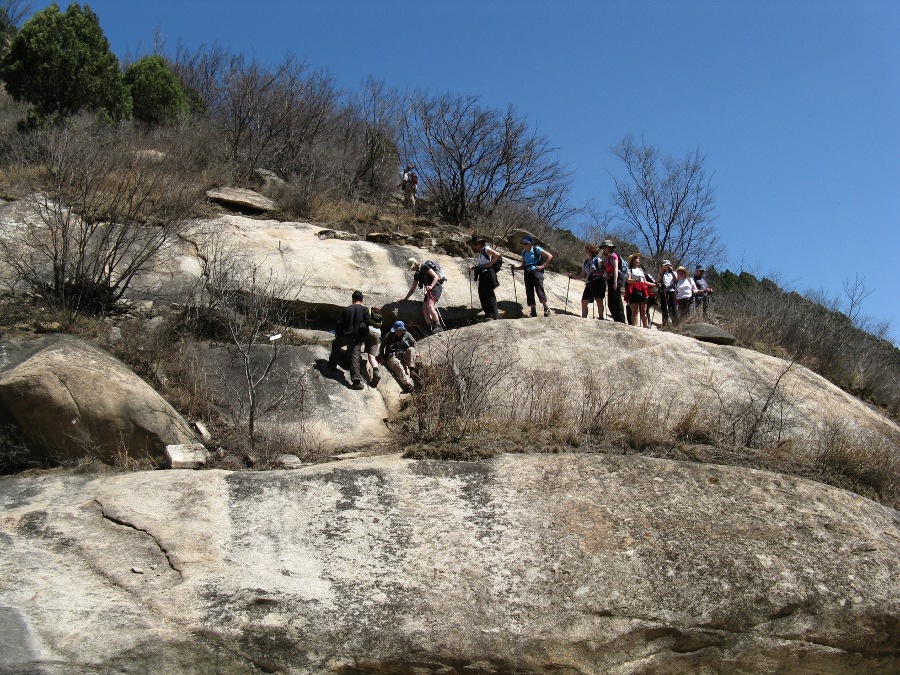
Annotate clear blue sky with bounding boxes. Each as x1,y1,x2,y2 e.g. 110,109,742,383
29,1,900,342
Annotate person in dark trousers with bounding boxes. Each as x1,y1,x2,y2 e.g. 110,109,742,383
658,259,678,326
512,235,554,317
693,265,713,317
570,243,604,319
470,234,501,320
327,290,371,390
600,239,627,323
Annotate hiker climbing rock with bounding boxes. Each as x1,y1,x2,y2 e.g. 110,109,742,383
570,243,604,319
398,258,444,334
469,234,501,321
512,235,553,317
600,239,627,323
379,320,418,393
327,290,371,390
658,260,678,326
399,165,418,209
693,265,713,316
362,305,383,387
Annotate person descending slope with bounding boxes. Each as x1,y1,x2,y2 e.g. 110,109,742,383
512,235,554,317
379,320,418,393
398,258,445,334
328,290,371,390
399,165,418,208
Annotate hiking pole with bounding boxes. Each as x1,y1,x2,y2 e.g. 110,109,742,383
510,266,519,313
564,275,571,315
469,269,475,321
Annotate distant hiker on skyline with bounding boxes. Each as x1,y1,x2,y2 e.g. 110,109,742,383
397,257,445,334
470,234,501,321
512,235,553,317
379,320,418,393
328,290,371,390
601,239,627,323
399,165,418,208
570,243,604,319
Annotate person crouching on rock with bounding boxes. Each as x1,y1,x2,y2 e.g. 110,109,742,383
512,235,554,317
379,320,418,393
470,234,501,321
328,290,371,390
398,258,443,334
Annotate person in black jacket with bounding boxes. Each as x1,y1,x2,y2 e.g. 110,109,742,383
328,290,370,390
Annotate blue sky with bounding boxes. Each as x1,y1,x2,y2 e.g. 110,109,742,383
29,0,900,342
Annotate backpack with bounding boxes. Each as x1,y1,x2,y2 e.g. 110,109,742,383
420,260,446,284
615,253,629,287
408,172,418,186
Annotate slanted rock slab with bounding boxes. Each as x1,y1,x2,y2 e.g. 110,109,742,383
206,187,276,213
681,321,738,345
165,443,209,469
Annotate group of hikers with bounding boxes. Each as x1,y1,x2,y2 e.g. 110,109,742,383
328,234,713,391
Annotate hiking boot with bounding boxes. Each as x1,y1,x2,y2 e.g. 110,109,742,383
370,369,380,387
530,308,537,318
544,307,552,317
351,381,365,391
431,324,444,334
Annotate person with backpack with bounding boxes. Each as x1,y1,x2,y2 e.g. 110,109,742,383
470,234,501,321
569,243,604,319
693,265,713,317
625,253,656,328
398,258,444,334
512,235,553,317
658,260,678,326
362,305,384,387
327,290,371,390
379,320,418,393
399,165,418,209
600,239,627,323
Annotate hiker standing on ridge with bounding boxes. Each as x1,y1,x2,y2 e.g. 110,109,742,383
328,290,371,390
570,243,604,319
512,235,553,317
625,252,655,328
399,165,418,209
379,320,418,393
658,260,678,326
397,257,444,334
693,265,713,317
600,239,627,323
470,234,501,321
674,266,698,318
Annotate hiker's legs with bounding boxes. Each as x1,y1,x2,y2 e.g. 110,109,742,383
478,274,498,320
581,299,589,318
363,332,380,375
607,279,626,323
639,302,649,328
347,337,363,382
328,334,350,367
384,354,413,388
524,273,536,309
629,302,641,326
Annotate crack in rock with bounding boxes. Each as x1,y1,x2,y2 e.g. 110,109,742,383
93,499,183,578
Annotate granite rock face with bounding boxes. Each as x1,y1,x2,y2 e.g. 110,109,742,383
0,454,897,673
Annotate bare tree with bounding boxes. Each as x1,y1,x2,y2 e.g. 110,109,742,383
402,91,572,226
0,115,201,314
610,135,724,266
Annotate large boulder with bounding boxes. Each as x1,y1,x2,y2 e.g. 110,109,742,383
680,321,738,345
205,187,276,213
0,454,897,673
0,336,196,464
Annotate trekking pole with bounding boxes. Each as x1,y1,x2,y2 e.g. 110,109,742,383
510,266,519,312
564,275,571,315
469,269,475,321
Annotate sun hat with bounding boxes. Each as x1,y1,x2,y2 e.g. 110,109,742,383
470,234,487,244
407,257,419,270
392,320,406,331
695,265,705,272
628,252,641,265
601,239,615,248
676,266,688,273
521,235,534,245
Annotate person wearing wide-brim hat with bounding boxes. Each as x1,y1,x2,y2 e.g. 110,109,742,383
625,252,655,328
657,259,678,326
469,234,501,320
674,266,698,318
378,320,417,393
599,239,627,323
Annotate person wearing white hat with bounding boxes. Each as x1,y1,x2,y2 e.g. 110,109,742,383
658,259,678,326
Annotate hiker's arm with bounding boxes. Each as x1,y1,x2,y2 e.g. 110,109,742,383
539,249,553,269
397,277,418,303
425,268,439,291
486,248,501,267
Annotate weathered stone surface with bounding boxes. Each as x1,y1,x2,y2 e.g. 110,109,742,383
274,453,304,469
164,443,208,469
418,318,900,442
205,187,276,213
681,321,738,345
0,335,196,464
0,454,897,673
